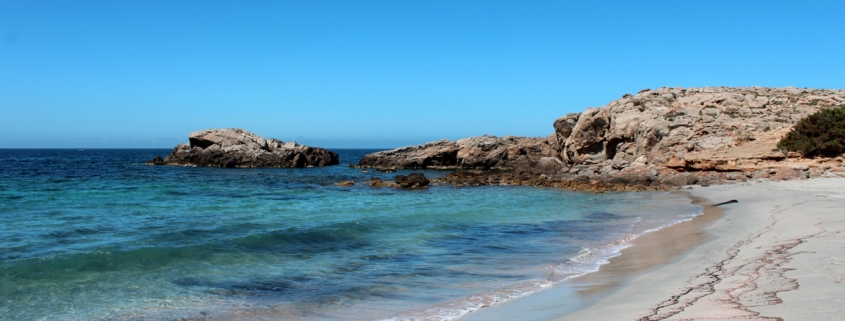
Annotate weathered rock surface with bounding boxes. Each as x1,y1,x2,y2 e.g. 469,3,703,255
155,128,339,168
356,87,845,191
557,86,845,170
358,135,558,170
336,180,355,186
147,156,165,165
394,173,430,188
369,177,383,186
429,169,670,192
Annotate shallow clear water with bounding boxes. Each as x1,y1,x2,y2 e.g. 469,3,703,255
0,149,700,320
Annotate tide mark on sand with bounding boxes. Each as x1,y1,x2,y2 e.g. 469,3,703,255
638,203,823,321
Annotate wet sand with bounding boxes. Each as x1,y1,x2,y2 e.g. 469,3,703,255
461,177,845,320
460,194,721,321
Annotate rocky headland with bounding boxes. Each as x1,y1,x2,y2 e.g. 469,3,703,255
358,87,845,191
149,128,339,168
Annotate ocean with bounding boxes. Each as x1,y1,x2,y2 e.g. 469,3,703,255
0,149,701,320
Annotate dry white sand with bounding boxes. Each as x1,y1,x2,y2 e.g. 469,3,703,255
461,177,845,321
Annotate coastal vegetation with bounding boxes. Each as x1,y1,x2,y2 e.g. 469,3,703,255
778,105,845,157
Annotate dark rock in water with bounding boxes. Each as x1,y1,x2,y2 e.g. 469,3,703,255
441,171,497,186
394,173,430,188
429,168,674,192
375,168,396,173
369,177,383,186
146,156,165,165
336,180,354,186
155,128,339,168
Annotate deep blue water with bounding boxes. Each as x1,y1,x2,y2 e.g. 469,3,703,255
0,149,700,320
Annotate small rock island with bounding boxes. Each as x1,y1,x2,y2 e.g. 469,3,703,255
149,128,339,168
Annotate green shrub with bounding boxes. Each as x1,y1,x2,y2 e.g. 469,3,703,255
777,105,845,157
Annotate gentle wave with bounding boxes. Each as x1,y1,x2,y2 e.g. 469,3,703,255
381,199,703,321
0,149,703,321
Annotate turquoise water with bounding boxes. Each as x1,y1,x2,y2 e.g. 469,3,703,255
0,149,700,320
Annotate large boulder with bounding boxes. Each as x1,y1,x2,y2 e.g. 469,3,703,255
155,128,339,168
553,112,581,158
535,157,567,174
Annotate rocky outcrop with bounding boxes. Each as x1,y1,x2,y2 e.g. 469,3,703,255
155,128,339,168
430,170,670,192
556,87,845,171
358,135,558,170
394,173,430,188
356,87,845,191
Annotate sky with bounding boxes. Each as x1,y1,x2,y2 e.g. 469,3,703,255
1,1,843,148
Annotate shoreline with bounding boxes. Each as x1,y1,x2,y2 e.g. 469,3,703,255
459,191,723,321
460,177,845,320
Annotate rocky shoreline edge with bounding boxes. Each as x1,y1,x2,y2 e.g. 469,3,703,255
354,86,845,192
148,87,845,192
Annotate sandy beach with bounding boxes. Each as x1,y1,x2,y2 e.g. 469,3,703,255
462,177,845,321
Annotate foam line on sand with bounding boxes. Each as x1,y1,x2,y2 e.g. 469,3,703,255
462,177,845,321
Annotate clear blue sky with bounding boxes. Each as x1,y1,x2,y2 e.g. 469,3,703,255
2,1,843,148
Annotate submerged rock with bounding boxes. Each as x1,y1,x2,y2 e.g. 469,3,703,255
153,128,339,168
369,177,384,186
336,180,355,186
146,156,165,165
394,173,430,188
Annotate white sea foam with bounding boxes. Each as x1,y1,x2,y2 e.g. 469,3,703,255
383,196,704,321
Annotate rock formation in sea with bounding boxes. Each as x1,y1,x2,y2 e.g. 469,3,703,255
358,87,845,191
358,135,558,170
150,128,339,168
